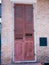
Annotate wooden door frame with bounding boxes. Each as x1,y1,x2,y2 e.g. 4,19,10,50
12,3,36,63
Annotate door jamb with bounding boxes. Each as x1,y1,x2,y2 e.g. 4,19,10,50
12,3,37,63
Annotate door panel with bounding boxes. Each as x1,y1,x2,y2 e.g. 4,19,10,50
14,41,24,61
14,4,24,61
24,41,34,60
14,4,35,62
14,4,24,40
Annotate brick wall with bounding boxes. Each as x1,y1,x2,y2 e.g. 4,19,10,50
2,0,49,64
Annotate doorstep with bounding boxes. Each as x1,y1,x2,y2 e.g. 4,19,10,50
5,63,42,65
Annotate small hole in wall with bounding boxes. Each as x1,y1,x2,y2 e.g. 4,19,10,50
44,63,49,65
39,37,47,46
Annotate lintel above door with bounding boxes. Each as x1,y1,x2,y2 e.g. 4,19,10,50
11,0,37,4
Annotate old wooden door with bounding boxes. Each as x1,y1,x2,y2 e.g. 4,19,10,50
14,4,35,62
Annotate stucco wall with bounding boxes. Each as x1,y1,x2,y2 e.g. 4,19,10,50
36,0,49,63
2,0,49,64
2,0,13,64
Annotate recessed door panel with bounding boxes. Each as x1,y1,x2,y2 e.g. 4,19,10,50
24,41,34,60
14,41,24,61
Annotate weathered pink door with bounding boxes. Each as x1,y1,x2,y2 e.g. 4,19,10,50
14,4,35,62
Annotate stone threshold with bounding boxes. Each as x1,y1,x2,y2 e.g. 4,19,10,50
2,63,42,65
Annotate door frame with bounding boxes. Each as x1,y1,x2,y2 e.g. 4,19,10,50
12,3,36,63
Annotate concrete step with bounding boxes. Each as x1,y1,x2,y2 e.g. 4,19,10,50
6,63,42,65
